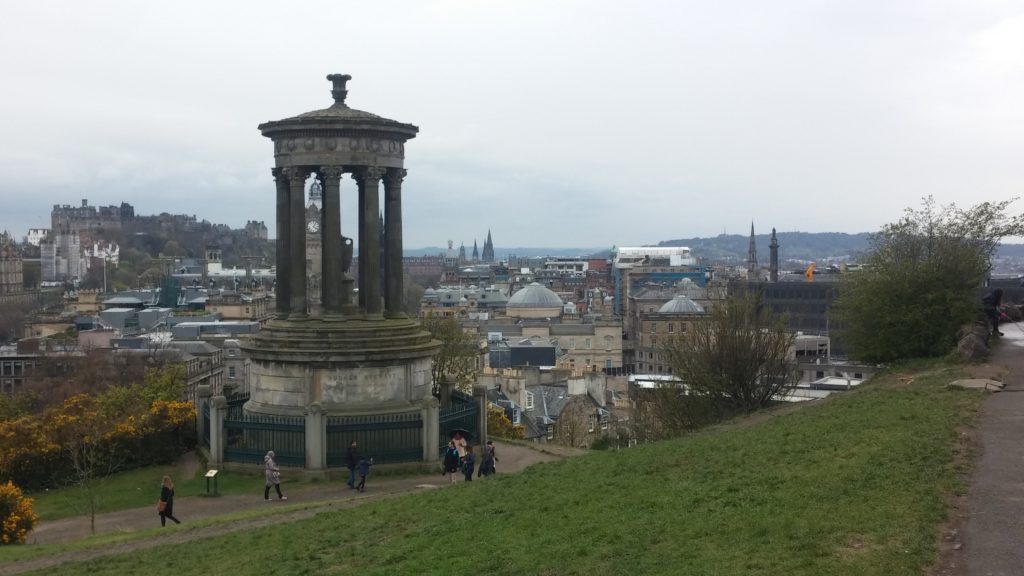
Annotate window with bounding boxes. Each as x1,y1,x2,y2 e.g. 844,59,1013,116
547,425,554,440
605,359,612,369
228,366,236,378
650,322,656,333
585,338,592,349
525,391,534,410
854,373,863,379
512,408,520,425
569,338,575,349
228,349,237,357
651,335,657,346
668,323,674,333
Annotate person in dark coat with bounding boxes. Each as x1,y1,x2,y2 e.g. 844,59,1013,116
158,475,181,526
478,440,497,477
346,440,359,489
462,445,476,482
442,440,460,484
355,457,373,492
983,288,1005,336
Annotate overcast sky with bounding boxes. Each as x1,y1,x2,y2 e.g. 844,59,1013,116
1,0,1022,249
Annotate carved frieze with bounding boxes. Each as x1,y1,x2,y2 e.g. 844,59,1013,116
275,137,405,158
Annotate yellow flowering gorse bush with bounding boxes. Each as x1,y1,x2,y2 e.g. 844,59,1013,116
0,481,37,545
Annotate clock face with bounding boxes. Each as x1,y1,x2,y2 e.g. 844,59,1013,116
307,219,320,234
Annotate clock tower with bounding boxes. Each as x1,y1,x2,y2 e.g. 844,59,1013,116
306,179,323,312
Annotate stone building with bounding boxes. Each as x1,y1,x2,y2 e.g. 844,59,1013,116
612,246,712,317
244,220,269,240
630,295,707,374
51,199,134,241
0,232,24,297
471,283,623,372
40,228,86,282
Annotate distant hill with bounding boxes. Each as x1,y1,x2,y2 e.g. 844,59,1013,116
659,232,871,263
403,237,1024,265
403,247,609,259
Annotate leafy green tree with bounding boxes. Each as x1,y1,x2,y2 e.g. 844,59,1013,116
661,289,797,413
833,197,1024,362
160,240,187,258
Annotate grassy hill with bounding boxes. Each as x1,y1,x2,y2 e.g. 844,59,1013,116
17,359,984,576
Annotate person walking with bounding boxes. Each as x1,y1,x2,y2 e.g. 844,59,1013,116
264,450,287,501
157,475,181,526
462,445,476,482
442,440,460,484
478,440,497,477
983,288,1005,336
346,440,360,489
355,457,373,493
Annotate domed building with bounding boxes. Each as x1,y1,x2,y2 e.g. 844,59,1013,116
658,295,705,315
506,283,563,319
631,293,708,375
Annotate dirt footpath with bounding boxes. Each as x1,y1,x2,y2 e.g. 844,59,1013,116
3,442,570,575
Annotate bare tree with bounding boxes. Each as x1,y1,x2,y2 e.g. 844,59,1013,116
661,289,798,414
555,396,597,448
421,312,480,395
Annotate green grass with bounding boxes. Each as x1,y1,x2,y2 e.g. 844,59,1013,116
26,461,333,522
18,359,986,575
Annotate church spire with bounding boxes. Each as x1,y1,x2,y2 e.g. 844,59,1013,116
769,227,779,282
482,229,494,263
747,222,758,275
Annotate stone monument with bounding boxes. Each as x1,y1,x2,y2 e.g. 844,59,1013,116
241,74,441,468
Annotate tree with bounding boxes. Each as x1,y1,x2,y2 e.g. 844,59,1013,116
661,289,798,414
0,481,38,545
554,396,597,447
420,312,480,395
486,405,524,440
50,395,118,535
404,280,425,316
833,197,1024,362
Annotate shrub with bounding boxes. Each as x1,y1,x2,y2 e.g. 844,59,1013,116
0,481,37,544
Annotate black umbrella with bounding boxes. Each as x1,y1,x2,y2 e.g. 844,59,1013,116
448,428,472,443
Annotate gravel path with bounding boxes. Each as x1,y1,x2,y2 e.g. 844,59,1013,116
1,441,570,575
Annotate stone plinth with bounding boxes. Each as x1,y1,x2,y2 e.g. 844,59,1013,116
241,317,440,417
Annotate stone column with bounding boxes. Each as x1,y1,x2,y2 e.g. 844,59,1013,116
196,384,212,446
421,396,440,462
473,383,488,447
356,167,385,318
384,169,406,318
273,168,291,317
304,402,326,473
356,173,365,310
284,167,308,317
209,395,227,466
319,166,345,317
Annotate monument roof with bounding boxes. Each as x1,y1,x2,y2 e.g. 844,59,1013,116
258,74,418,139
